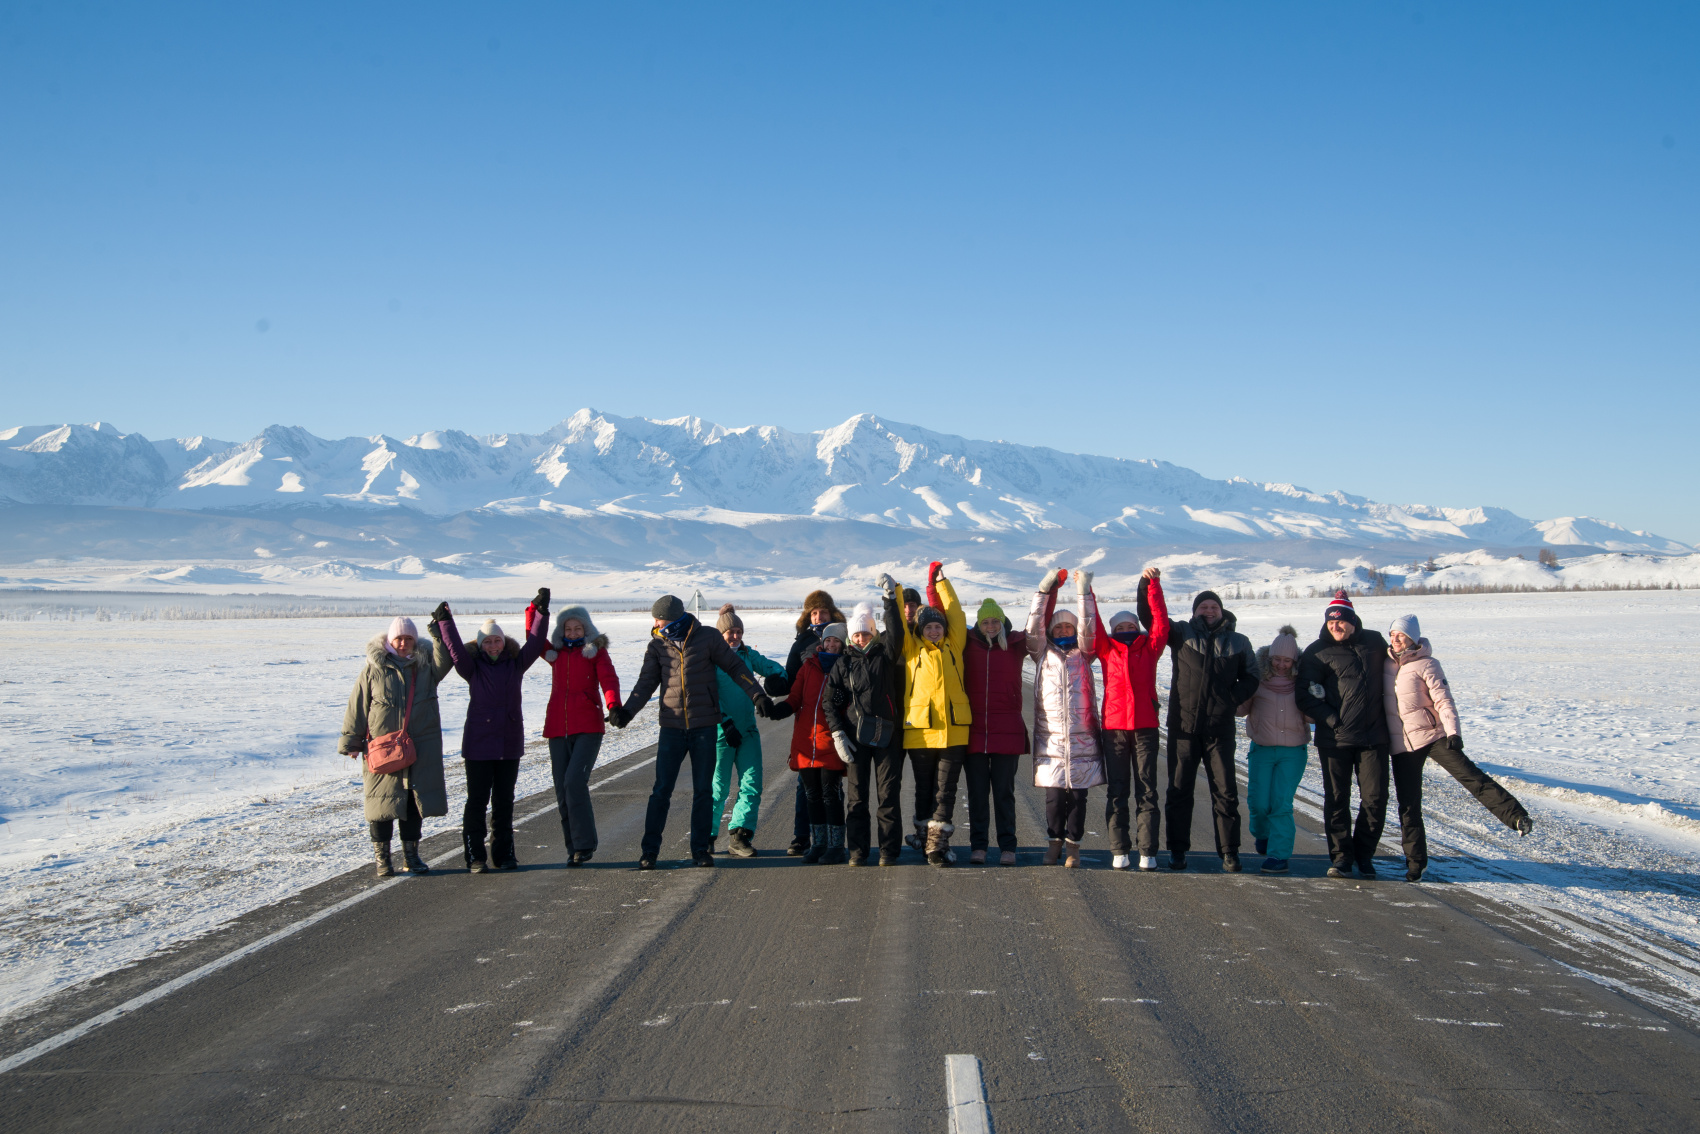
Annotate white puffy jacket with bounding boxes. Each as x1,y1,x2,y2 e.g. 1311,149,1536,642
1025,586,1105,790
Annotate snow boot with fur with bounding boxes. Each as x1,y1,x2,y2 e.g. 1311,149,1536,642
925,819,955,866
1063,839,1081,868
1044,838,1064,866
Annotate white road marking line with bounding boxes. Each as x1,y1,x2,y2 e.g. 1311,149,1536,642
0,752,660,1076
945,1053,991,1134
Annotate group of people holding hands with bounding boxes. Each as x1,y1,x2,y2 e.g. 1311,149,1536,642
339,566,1534,883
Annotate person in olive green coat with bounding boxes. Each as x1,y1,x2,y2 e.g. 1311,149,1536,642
339,616,455,877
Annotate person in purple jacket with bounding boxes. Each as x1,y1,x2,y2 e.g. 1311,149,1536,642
429,590,549,873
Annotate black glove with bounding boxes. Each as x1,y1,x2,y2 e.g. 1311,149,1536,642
763,673,790,697
606,705,632,729
767,700,795,721
431,601,450,624
1443,734,1464,751
752,693,774,719
721,719,744,749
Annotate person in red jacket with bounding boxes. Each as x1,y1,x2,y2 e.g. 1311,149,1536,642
962,597,1030,865
1092,566,1171,871
539,604,621,865
788,623,849,864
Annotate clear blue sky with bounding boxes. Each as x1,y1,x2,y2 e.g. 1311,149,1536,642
3,3,1696,540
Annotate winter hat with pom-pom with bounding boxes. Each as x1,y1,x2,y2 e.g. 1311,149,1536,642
848,602,877,637
1270,625,1301,659
1323,590,1361,629
717,603,743,634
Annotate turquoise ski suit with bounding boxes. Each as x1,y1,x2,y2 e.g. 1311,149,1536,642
714,644,787,833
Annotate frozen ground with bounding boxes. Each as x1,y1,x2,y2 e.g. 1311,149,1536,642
2,590,1698,1023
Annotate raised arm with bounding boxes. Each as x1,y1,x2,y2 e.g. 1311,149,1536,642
1076,570,1097,657
933,566,967,652
435,610,477,681
1143,572,1171,653
878,574,907,660
516,605,549,672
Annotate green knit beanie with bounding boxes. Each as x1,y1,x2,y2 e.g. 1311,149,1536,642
975,598,1005,623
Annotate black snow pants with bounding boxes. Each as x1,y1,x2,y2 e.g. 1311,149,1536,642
1165,728,1241,858
1319,745,1389,869
1105,728,1161,855
845,743,906,858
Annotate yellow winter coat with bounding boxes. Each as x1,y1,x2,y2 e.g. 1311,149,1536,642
901,576,971,748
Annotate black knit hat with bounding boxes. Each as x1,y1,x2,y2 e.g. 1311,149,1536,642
651,594,686,622
903,587,921,606
1192,589,1223,613
915,605,948,633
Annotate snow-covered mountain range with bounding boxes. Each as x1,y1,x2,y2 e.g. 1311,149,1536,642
1,410,1685,551
1,410,1691,600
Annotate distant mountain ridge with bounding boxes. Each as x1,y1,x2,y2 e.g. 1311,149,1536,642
0,411,1687,556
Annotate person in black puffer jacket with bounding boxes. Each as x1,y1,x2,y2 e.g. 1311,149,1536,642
1163,589,1258,872
823,586,908,865
1294,590,1391,879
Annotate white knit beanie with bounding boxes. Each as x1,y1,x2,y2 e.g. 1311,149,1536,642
848,602,877,636
388,616,418,640
477,619,506,645
1049,607,1078,630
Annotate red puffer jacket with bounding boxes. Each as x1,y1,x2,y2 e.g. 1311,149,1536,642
542,639,621,737
787,649,844,771
1093,576,1171,731
964,621,1030,755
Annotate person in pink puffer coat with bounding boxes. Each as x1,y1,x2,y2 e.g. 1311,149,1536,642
1235,627,1310,875
1384,613,1533,883
1026,567,1103,868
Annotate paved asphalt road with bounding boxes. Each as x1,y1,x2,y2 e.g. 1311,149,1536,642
4,711,1698,1133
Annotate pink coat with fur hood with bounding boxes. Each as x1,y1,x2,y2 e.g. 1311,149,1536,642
1383,639,1462,754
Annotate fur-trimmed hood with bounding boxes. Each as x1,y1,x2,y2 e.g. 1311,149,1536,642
366,633,434,669
548,605,608,660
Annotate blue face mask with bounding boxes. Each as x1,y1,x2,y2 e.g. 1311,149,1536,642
1051,634,1078,651
560,637,585,650
818,651,840,673
1111,629,1141,645
661,616,692,640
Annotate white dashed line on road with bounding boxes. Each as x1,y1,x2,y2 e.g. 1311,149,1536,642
945,1053,991,1134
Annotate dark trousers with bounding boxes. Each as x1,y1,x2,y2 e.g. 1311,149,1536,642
1045,787,1089,841
369,794,422,844
642,725,717,859
1390,749,1429,868
1105,728,1161,855
963,753,1019,851
464,758,521,863
908,749,941,825
1319,745,1390,868
1165,730,1241,857
800,767,846,826
1423,742,1530,829
549,733,603,853
845,744,905,857
928,745,970,824
794,776,811,845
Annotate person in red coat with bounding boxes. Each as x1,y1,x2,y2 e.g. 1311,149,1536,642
1092,567,1171,871
788,623,849,864
962,598,1030,865
540,604,622,865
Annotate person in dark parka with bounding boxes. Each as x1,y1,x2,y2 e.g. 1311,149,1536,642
1294,590,1392,879
1163,588,1258,871
823,586,909,865
610,595,777,868
433,591,550,873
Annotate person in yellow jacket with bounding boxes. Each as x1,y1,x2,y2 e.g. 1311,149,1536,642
885,560,972,865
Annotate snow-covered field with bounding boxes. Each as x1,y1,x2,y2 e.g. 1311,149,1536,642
2,590,1698,1022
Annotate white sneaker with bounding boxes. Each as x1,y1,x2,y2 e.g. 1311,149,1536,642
1111,854,1131,870
1138,855,1159,871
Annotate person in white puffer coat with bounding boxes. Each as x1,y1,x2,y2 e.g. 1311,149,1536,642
1026,567,1104,868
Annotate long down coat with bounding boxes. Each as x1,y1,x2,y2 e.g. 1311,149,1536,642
340,634,455,822
1025,587,1104,790
963,619,1029,756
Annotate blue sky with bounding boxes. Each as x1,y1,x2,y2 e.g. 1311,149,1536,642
2,2,1696,540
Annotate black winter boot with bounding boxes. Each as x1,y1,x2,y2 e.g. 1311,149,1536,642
803,824,828,864
401,840,429,875
823,825,847,865
373,840,395,879
727,827,757,859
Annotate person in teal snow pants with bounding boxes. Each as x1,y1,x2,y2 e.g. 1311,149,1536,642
713,604,790,857
1235,626,1310,874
